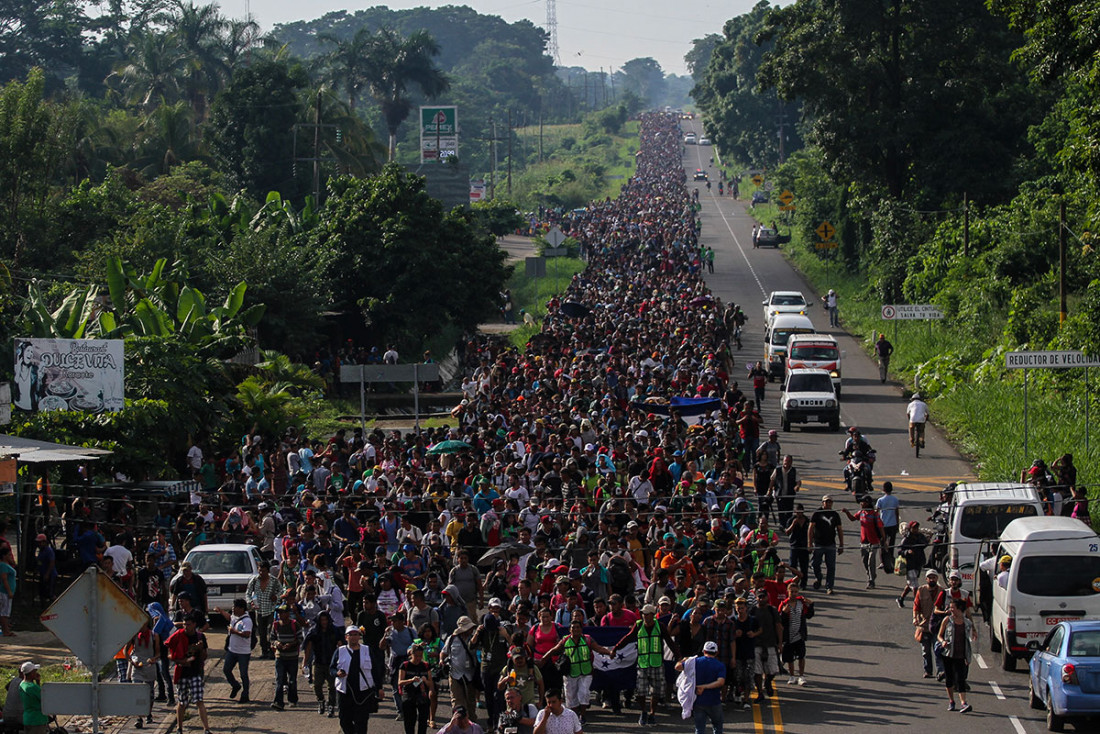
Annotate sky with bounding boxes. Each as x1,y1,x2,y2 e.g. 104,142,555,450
229,0,772,75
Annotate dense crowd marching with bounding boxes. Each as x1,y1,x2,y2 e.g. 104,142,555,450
5,111,836,734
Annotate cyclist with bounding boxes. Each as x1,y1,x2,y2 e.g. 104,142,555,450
874,333,893,383
906,394,929,450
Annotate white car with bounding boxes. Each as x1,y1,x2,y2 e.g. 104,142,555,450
762,290,811,330
174,544,265,612
781,368,840,432
684,133,697,144
699,137,711,145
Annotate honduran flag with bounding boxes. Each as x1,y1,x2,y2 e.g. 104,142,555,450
583,626,637,692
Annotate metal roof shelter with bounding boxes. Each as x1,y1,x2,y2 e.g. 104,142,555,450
0,433,113,463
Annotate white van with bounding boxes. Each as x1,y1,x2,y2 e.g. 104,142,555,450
946,482,1044,581
764,313,815,381
982,516,1100,671
786,334,843,397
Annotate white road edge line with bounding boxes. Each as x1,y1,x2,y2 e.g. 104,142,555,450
686,139,769,297
1009,715,1026,734
975,654,988,669
989,681,1006,700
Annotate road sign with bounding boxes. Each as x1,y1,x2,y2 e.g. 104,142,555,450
339,364,440,384
764,181,775,192
546,226,566,247
543,247,567,257
778,190,794,205
815,221,836,241
41,567,147,672
881,304,944,321
751,174,763,186
419,105,458,163
814,241,838,249
525,257,546,278
1005,350,1100,370
43,682,151,716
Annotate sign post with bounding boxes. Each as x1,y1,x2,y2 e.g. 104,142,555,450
419,106,458,163
340,364,441,434
881,303,944,342
1006,350,1100,460
39,567,151,734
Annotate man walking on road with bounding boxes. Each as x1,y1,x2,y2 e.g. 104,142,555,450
675,641,725,734
808,496,844,595
843,498,884,589
875,483,901,572
822,289,839,327
875,334,894,383
770,455,801,529
913,570,945,679
166,612,212,734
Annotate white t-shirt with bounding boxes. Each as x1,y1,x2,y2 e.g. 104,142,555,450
533,707,582,734
187,445,203,471
907,400,930,423
228,613,253,655
104,544,133,575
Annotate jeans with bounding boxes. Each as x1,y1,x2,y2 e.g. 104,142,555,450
881,525,898,570
157,642,174,701
860,543,879,583
827,306,839,327
313,663,336,704
274,657,299,705
482,669,504,729
401,698,430,734
776,496,795,529
693,703,723,734
788,546,809,584
338,692,370,734
223,651,251,699
920,632,945,676
257,613,274,656
811,545,837,590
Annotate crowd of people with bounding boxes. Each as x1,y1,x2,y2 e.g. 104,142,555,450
3,110,944,734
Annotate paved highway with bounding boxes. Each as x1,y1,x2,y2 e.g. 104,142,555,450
133,125,1054,734
681,120,1062,734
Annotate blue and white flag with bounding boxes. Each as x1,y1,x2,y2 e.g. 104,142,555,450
584,626,637,692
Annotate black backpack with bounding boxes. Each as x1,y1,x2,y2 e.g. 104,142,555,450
608,557,632,596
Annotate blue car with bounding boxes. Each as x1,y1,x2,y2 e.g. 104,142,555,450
1029,620,1100,731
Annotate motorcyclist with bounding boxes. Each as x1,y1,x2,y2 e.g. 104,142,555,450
839,427,874,462
844,453,874,501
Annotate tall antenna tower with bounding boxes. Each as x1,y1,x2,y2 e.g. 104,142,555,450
546,0,560,66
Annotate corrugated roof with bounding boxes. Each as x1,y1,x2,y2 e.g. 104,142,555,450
0,433,112,463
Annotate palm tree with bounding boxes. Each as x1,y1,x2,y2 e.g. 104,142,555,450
110,32,185,110
318,27,374,114
133,101,204,176
172,1,229,121
362,28,450,161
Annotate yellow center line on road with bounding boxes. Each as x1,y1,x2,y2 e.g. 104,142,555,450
798,474,968,493
752,695,765,734
770,689,784,734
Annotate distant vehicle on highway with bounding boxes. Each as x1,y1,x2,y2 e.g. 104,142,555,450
756,227,791,247
762,290,811,329
684,133,697,144
1029,619,1100,731
693,169,708,181
780,368,840,432
681,112,694,120
698,137,711,145
751,191,769,205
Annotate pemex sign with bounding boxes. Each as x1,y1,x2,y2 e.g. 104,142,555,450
420,106,458,163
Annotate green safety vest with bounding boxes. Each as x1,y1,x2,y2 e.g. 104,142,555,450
563,636,593,677
636,622,663,669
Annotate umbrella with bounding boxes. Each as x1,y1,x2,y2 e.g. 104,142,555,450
478,541,534,567
426,439,472,455
690,295,715,306
560,301,592,319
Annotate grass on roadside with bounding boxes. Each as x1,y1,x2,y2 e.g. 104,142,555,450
504,257,586,348
0,664,91,707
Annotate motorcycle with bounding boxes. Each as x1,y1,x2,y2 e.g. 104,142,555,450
843,454,874,502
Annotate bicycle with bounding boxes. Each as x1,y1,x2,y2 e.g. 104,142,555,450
910,421,926,458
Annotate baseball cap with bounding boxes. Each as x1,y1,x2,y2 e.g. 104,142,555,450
35,533,47,542
641,604,657,615
703,641,719,654
489,598,503,608
1000,555,1012,565
345,625,361,635
948,570,962,580
925,569,939,578
821,495,832,502
20,662,40,675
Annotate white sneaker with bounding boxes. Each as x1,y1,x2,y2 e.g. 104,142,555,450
797,676,806,686
786,676,796,685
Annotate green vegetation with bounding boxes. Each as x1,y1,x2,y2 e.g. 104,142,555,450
696,0,1100,493
506,257,586,348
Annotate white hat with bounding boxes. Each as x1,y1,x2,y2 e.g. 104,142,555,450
703,641,719,654
20,662,40,675
489,598,504,608
584,443,596,452
345,625,362,634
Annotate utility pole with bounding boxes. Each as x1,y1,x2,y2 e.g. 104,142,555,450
313,91,321,204
1060,198,1067,324
489,115,496,201
538,103,544,163
963,192,969,258
507,109,513,197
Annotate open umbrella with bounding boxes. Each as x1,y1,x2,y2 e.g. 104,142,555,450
560,301,592,319
426,439,472,455
690,294,715,306
478,540,534,567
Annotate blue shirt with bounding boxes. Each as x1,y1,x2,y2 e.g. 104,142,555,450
875,494,900,527
694,655,727,707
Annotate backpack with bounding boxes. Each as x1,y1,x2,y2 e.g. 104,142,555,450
608,557,632,596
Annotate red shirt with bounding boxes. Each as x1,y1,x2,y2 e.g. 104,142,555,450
601,609,639,627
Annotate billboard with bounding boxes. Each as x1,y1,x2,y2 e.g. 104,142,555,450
13,339,124,413
469,179,486,202
420,105,458,163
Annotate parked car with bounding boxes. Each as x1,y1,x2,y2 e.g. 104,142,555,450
751,191,769,205
1029,619,1100,731
756,227,791,247
174,544,265,614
